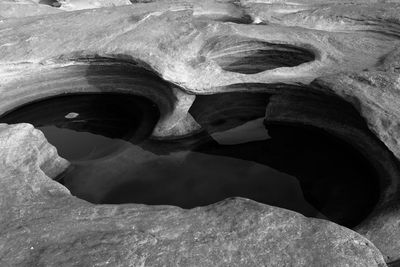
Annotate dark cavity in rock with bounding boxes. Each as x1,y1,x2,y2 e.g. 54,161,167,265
200,36,315,74
39,0,61,7
388,259,400,267
0,91,379,228
195,14,253,24
0,94,160,160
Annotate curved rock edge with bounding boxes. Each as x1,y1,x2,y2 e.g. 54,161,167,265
0,123,387,266
1,1,400,264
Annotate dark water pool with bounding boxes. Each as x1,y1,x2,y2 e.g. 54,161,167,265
0,93,380,228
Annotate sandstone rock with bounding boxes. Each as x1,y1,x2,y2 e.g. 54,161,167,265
57,0,132,11
243,1,400,34
0,0,400,265
312,68,400,263
0,123,387,266
316,70,400,160
0,1,62,18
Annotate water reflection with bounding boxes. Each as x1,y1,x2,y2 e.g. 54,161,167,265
52,118,323,221
0,93,379,227
210,118,270,145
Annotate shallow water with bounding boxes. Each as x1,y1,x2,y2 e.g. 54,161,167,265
40,125,122,161
0,93,379,227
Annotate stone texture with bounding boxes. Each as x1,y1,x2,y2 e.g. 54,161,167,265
0,0,400,265
57,0,132,11
0,123,387,266
0,1,63,19
314,70,400,263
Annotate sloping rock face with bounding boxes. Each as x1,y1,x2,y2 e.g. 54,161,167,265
0,124,386,266
0,0,400,266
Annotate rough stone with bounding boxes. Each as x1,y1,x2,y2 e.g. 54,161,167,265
1,0,400,265
0,1,63,19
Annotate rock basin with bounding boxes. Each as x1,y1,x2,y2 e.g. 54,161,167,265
0,90,384,229
1,0,400,266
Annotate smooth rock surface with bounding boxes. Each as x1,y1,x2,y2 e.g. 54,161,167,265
57,0,132,11
1,0,400,265
315,70,400,263
0,123,386,266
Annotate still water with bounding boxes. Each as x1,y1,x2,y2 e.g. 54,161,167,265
0,93,379,228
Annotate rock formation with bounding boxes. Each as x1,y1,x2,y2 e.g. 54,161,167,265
0,124,387,266
0,0,400,266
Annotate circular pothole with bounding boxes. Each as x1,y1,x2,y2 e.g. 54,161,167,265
194,122,379,228
39,0,61,7
201,36,315,74
0,90,389,229
0,93,160,161
188,92,382,228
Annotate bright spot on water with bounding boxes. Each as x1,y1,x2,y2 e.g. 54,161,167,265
65,112,79,119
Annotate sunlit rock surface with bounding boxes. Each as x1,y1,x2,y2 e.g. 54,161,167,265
0,0,63,18
57,0,132,11
0,0,400,265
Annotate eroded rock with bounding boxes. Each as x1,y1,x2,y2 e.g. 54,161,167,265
57,0,132,11
1,0,400,265
0,1,63,19
0,123,387,266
